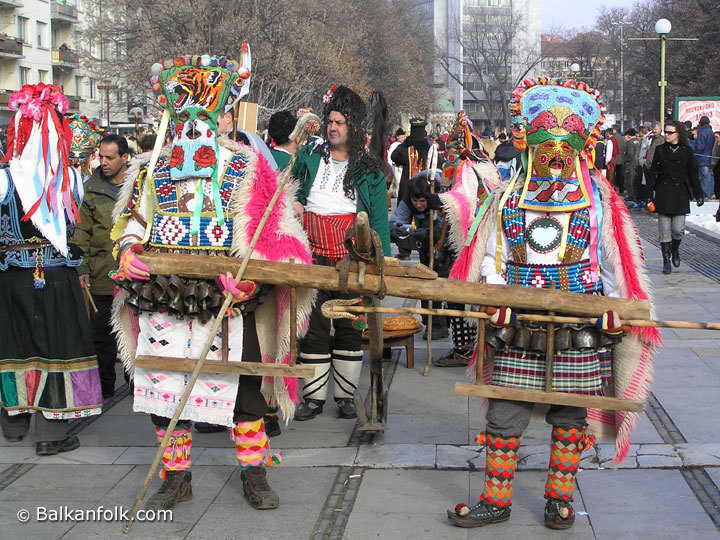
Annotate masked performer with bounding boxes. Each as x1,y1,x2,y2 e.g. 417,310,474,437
111,51,314,511
0,84,103,454
67,113,103,179
444,79,659,529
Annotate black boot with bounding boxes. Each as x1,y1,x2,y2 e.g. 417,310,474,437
671,238,681,267
146,470,193,510
661,242,672,274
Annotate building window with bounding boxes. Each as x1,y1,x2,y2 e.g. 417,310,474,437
37,21,47,48
88,78,96,100
17,16,28,44
75,75,83,97
19,67,30,86
38,70,48,83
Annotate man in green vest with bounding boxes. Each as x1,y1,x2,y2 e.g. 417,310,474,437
268,110,298,171
291,85,390,421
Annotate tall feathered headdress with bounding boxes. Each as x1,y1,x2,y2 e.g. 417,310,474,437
2,83,79,254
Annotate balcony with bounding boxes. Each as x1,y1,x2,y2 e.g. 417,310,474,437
52,48,78,69
0,0,23,7
51,1,78,23
65,94,80,110
0,34,23,59
0,89,13,106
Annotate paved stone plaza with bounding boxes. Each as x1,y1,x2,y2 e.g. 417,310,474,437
2,208,720,539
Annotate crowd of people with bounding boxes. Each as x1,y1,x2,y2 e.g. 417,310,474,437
0,57,679,532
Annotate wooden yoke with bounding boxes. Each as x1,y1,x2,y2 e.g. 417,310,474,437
350,213,386,432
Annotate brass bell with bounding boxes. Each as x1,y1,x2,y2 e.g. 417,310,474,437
529,328,547,353
512,325,531,349
572,327,599,349
494,325,516,345
555,327,572,350
485,325,500,348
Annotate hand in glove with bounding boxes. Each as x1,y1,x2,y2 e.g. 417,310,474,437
488,306,516,328
596,310,624,336
216,272,258,303
117,244,150,281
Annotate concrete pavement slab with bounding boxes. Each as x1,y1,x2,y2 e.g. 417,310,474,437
436,445,481,469
37,446,128,465
0,499,78,540
188,467,337,539
355,443,436,468
676,443,720,467
62,465,235,539
579,469,718,539
73,414,155,447
0,446,39,464
381,413,468,445
344,469,468,540
0,464,133,503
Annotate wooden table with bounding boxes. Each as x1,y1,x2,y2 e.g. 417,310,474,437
362,327,423,368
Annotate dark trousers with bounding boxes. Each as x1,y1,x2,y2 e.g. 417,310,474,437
151,312,268,429
301,288,362,355
92,294,118,397
1,408,68,442
485,398,587,439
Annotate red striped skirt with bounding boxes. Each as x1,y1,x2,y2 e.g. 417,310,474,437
303,211,355,263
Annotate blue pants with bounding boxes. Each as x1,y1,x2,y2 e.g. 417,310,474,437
699,166,714,198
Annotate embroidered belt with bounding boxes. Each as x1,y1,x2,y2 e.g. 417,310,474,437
506,259,603,294
150,214,233,249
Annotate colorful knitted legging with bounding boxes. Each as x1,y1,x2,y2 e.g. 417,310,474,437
156,426,192,472
477,432,521,508
231,419,281,469
544,426,594,502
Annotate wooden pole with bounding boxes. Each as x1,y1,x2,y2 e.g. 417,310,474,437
327,305,720,332
424,145,438,377
475,277,487,385
123,117,318,534
289,260,297,368
138,252,652,321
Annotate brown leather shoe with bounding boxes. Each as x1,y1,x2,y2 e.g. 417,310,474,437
241,466,279,510
146,470,193,511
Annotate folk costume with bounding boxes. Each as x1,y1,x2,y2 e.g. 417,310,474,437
443,79,660,529
0,84,102,454
291,85,390,421
432,111,497,366
67,113,103,178
110,51,314,511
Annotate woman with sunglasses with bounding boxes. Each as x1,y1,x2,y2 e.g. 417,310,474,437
649,120,704,274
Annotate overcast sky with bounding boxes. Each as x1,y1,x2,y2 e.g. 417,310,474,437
541,0,638,33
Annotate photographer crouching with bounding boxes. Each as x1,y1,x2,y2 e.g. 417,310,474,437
389,171,475,366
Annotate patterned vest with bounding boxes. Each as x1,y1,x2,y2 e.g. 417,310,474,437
501,192,602,294
146,152,249,251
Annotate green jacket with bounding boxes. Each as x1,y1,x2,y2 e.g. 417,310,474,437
292,143,390,255
71,167,121,295
271,148,292,171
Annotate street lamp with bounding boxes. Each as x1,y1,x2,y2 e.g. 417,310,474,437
628,19,697,131
570,62,580,75
655,19,671,132
612,21,632,132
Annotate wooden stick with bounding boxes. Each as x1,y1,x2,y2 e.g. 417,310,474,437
455,383,643,412
475,276,487,385
289,260,297,368
138,252,651,320
328,305,720,331
123,120,316,534
544,280,556,393
82,281,98,313
423,145,439,378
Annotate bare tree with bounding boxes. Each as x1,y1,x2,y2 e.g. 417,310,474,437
80,0,433,123
437,6,543,129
